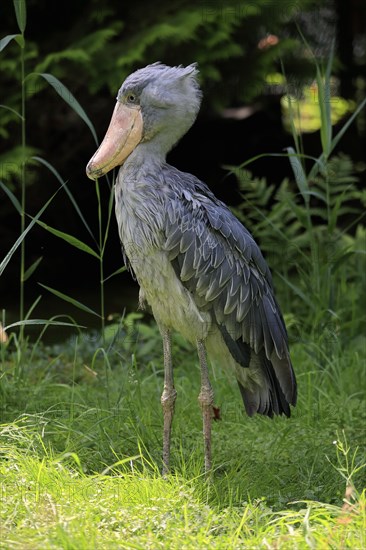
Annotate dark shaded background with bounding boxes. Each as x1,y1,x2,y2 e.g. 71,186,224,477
1,0,365,332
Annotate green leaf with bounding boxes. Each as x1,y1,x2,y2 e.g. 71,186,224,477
33,156,94,241
38,284,101,317
24,294,42,320
316,64,332,159
23,256,43,282
0,180,22,214
0,104,23,120
330,96,366,153
103,265,127,282
324,42,335,95
101,182,116,254
14,34,25,48
309,97,366,182
5,319,85,330
0,34,20,52
0,187,61,278
283,79,301,154
28,73,98,144
36,220,100,259
13,0,27,33
285,147,309,202
316,67,327,156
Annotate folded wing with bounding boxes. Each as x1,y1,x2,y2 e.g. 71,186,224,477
162,166,297,416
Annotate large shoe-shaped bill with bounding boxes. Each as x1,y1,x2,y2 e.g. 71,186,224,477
86,103,143,179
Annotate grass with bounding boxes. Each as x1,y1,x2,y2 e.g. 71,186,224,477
1,319,365,548
1,3,366,546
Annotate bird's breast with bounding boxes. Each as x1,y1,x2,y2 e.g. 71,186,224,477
115,181,211,342
136,249,211,342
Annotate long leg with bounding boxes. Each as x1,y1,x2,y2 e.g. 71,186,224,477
160,327,177,475
197,339,214,473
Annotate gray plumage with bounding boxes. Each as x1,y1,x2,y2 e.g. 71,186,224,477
87,62,297,472
116,159,296,417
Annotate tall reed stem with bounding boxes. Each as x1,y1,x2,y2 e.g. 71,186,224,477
19,33,26,335
95,180,105,343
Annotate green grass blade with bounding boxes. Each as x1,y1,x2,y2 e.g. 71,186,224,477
0,187,61,278
316,65,332,159
309,96,366,181
100,456,142,476
103,266,127,282
224,152,318,175
316,67,327,156
30,73,98,144
0,34,21,51
23,257,43,282
0,180,22,214
33,156,95,241
287,97,302,154
280,60,302,157
102,184,116,254
36,220,100,259
330,97,366,153
325,38,335,83
296,25,331,157
24,294,43,320
0,104,23,120
323,41,334,153
285,147,309,202
5,319,85,330
13,0,27,33
38,284,101,317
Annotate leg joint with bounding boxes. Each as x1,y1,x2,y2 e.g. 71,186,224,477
161,387,177,409
198,385,214,408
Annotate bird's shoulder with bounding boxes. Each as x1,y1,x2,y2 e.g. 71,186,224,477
161,164,271,282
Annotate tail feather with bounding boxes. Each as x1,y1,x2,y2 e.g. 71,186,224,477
217,324,296,418
237,353,292,418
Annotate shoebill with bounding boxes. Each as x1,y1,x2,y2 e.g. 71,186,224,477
86,63,297,475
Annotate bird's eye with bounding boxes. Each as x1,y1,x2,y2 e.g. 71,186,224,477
127,93,137,103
